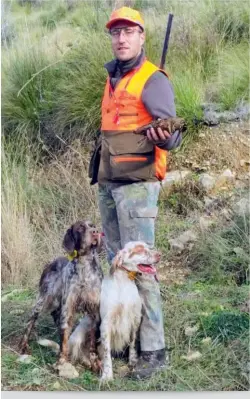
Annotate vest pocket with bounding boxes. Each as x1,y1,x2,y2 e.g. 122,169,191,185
104,132,155,182
110,152,155,181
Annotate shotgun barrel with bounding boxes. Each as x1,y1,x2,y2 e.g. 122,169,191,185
160,13,174,70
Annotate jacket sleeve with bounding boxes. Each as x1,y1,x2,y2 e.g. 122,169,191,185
141,71,182,151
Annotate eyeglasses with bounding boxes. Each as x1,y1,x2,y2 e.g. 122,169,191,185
109,27,142,38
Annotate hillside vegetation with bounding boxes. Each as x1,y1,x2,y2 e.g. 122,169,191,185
1,0,249,392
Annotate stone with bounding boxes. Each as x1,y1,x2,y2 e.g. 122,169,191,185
52,381,62,390
201,337,212,345
181,351,202,361
199,216,215,230
18,354,33,364
216,169,235,187
169,230,197,253
199,173,216,192
220,208,232,221
162,170,192,188
233,198,250,215
56,362,79,379
10,309,24,315
184,326,198,337
168,239,184,253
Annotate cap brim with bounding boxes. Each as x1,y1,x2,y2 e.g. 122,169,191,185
106,18,144,30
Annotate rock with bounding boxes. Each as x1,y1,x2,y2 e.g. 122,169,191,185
199,170,235,193
199,216,215,230
162,170,192,188
201,337,212,345
56,362,79,379
238,299,250,314
201,101,249,125
215,169,235,187
33,378,41,385
52,381,62,390
240,159,249,167
204,196,215,208
10,309,24,315
18,354,33,364
1,289,24,302
178,230,197,243
117,365,130,377
181,351,202,361
199,173,216,192
233,198,250,215
169,230,197,253
233,247,246,257
168,239,184,253
220,208,232,221
184,326,198,337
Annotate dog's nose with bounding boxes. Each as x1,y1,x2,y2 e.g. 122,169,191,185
91,228,99,236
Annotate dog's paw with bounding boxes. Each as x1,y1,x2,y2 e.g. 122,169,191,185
54,361,79,379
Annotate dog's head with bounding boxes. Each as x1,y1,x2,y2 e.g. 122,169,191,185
110,241,161,275
62,220,102,256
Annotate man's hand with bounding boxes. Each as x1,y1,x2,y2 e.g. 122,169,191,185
146,127,171,143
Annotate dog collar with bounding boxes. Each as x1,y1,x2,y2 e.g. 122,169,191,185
119,265,159,282
67,250,78,262
120,265,137,281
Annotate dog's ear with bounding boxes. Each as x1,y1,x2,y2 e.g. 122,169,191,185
62,226,76,253
95,234,104,254
110,250,123,275
63,222,86,253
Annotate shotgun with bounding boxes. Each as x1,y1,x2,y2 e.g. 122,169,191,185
160,13,174,70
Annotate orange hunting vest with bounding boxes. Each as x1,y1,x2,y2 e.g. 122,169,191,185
99,59,168,183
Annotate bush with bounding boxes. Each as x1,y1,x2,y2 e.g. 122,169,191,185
189,212,250,285
2,45,62,142
199,310,249,343
160,177,206,216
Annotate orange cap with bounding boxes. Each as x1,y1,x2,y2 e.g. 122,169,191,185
106,7,144,31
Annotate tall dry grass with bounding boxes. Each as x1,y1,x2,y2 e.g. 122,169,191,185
1,138,99,287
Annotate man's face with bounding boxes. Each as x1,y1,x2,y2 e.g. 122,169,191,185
110,21,145,61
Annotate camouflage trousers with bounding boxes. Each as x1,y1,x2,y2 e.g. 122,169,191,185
98,181,165,351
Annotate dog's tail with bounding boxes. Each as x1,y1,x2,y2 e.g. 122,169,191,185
37,338,60,354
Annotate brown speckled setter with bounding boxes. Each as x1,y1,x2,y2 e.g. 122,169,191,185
19,221,103,370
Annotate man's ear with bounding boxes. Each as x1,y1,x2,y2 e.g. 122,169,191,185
140,30,145,46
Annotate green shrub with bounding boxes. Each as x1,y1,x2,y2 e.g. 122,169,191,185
199,310,249,343
190,212,250,285
2,45,62,141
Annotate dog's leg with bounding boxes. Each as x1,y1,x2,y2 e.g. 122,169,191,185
58,298,75,364
129,329,138,368
89,316,101,373
19,295,45,354
100,321,113,381
51,307,61,329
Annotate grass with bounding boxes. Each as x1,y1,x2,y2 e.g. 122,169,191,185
1,137,99,287
189,212,250,285
1,281,249,391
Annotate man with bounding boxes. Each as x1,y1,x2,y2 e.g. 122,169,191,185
93,7,181,379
